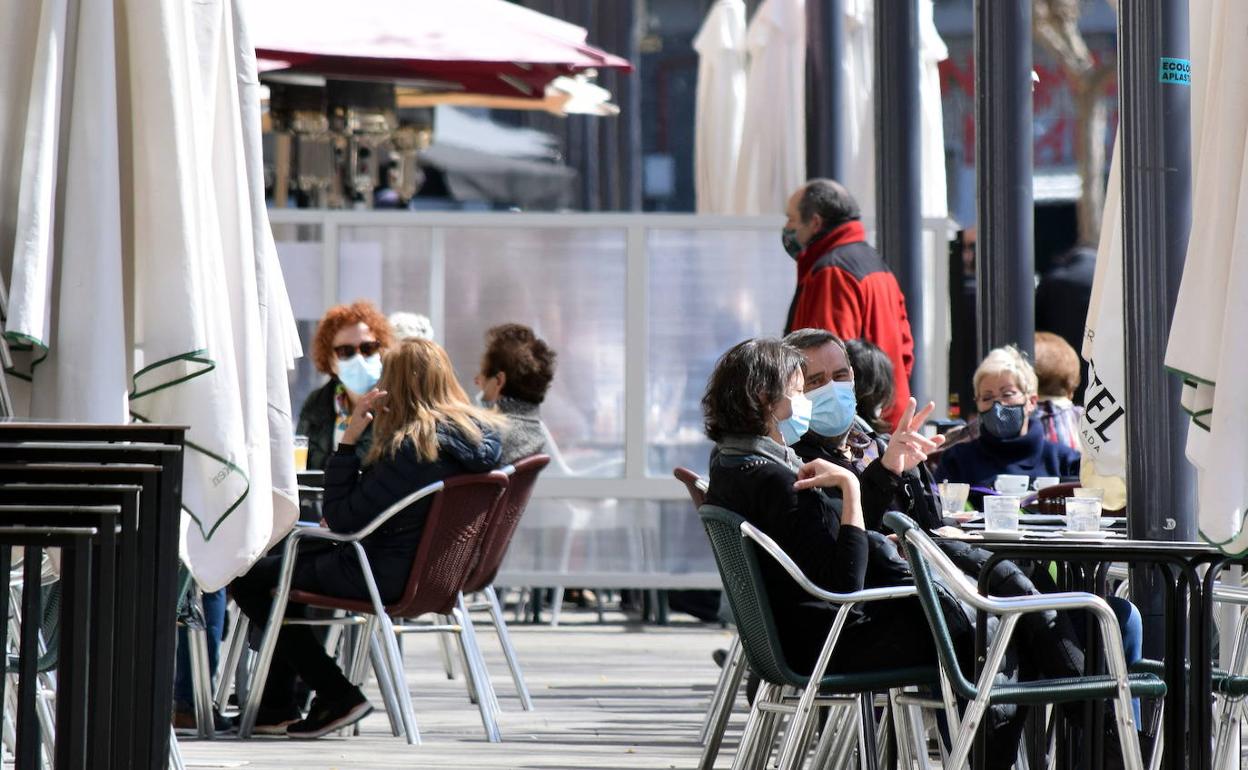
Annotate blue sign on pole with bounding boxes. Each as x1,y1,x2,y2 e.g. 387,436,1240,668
1159,57,1191,85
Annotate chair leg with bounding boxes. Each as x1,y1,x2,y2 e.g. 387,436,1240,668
168,726,186,770
367,629,402,738
549,587,564,626
729,682,774,770
447,613,481,704
375,612,420,745
452,604,501,742
237,577,295,738
701,636,741,744
435,622,458,680
214,608,247,713
484,585,534,711
699,639,746,770
344,619,373,738
188,593,215,740
1112,689,1145,770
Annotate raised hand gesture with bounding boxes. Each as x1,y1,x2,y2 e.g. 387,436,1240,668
880,398,946,477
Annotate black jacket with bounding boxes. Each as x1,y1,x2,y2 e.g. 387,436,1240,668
296,379,373,472
791,430,942,532
315,423,502,601
705,439,939,675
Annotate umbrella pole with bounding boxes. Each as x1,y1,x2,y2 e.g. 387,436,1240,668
875,0,925,403
1117,0,1197,618
973,0,1035,358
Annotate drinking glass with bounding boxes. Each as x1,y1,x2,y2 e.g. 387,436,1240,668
939,482,971,515
1065,497,1102,532
994,475,1029,495
983,496,1022,531
293,435,309,472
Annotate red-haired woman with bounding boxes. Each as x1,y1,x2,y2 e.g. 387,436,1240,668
297,301,396,470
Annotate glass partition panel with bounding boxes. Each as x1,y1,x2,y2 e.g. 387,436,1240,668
441,227,628,478
499,498,717,582
338,225,433,317
646,228,795,477
274,223,326,410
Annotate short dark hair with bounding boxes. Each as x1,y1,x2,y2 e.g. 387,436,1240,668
844,338,895,432
480,323,557,404
782,328,848,365
798,179,861,227
702,338,804,443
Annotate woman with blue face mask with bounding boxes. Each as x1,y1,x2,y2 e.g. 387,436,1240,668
295,301,395,476
936,345,1080,494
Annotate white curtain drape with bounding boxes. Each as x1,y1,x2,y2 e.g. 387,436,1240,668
693,0,747,214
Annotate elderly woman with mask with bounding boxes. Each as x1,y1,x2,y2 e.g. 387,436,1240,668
937,345,1081,489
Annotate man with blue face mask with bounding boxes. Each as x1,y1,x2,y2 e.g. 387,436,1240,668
783,328,946,531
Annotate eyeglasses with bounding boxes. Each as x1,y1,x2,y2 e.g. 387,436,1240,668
333,341,382,360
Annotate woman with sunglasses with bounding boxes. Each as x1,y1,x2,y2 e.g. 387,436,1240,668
297,301,396,471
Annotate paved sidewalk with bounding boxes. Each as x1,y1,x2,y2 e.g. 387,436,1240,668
178,612,739,769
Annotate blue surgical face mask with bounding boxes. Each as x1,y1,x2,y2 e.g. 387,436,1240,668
337,353,382,395
777,391,813,446
980,401,1026,439
807,380,858,437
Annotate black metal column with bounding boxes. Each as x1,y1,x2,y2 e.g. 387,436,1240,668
973,0,1034,358
1118,0,1196,717
875,0,926,401
806,0,845,180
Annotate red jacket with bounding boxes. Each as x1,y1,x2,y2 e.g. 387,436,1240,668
785,222,915,428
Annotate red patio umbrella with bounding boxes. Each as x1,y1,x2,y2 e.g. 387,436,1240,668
247,0,631,98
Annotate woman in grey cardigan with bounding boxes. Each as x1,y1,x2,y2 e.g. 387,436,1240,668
473,323,556,463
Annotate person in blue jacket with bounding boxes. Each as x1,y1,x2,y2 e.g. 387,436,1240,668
231,338,504,739
937,345,1080,490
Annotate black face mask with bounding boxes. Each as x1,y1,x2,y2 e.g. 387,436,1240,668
980,401,1026,439
781,228,802,259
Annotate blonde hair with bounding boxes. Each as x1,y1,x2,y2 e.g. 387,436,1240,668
366,338,506,464
973,345,1038,399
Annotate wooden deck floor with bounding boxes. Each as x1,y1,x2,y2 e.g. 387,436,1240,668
178,610,739,770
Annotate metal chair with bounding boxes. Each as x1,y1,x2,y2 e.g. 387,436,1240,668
237,471,509,744
673,467,748,770
459,454,550,712
884,511,1165,770
700,505,942,769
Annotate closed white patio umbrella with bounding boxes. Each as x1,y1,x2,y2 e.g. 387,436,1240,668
693,0,747,214
1165,0,1248,553
0,0,301,590
733,0,805,215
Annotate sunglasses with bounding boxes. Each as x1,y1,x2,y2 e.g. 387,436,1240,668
333,341,382,360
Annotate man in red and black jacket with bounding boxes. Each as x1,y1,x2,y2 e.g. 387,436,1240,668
781,179,914,428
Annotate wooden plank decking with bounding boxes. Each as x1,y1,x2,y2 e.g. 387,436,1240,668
178,612,738,770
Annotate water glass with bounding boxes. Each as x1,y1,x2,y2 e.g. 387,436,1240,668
994,474,1029,495
1032,476,1060,491
1065,497,1102,532
1073,487,1105,502
939,482,971,514
983,496,1022,531
293,435,309,472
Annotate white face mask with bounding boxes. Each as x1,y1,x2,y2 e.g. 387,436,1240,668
337,353,382,395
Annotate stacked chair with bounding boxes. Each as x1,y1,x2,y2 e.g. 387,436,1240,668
228,454,550,746
700,504,945,769
0,424,187,770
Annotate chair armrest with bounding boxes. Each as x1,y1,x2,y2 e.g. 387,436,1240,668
740,521,917,606
315,480,445,543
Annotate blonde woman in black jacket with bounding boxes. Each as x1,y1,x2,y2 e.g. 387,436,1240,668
231,339,504,739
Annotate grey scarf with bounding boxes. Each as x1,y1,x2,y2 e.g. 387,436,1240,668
716,434,803,474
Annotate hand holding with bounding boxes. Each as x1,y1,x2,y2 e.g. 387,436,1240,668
794,458,861,497
342,389,388,446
